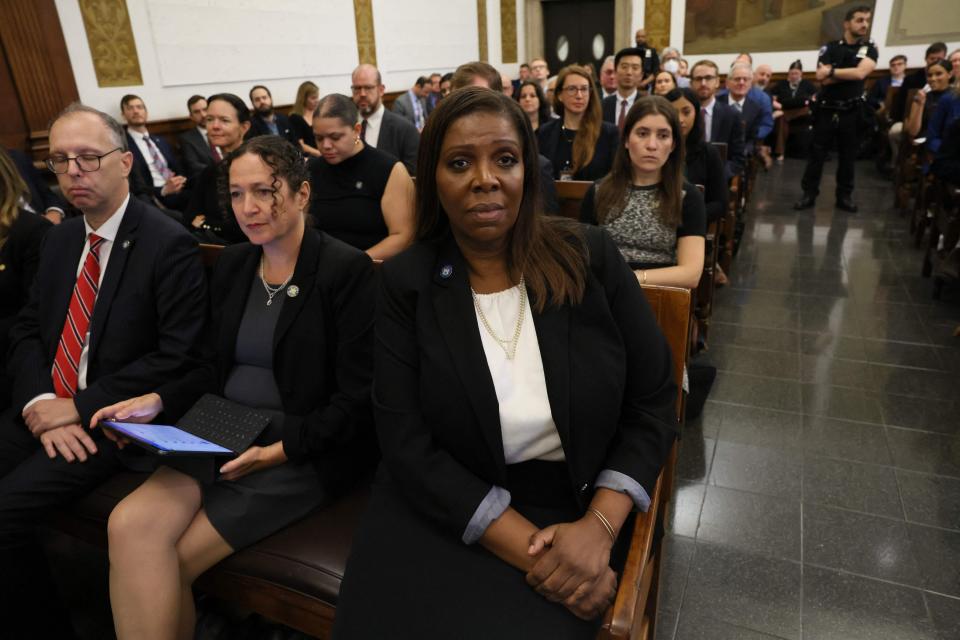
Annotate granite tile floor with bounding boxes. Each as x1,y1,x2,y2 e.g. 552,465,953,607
658,159,960,640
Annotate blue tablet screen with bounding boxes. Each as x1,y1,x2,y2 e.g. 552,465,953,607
104,421,233,454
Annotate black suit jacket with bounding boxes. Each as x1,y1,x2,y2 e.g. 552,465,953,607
125,131,189,210
709,101,746,179
0,211,51,357
177,127,214,181
376,109,420,175
161,229,376,492
6,196,207,425
891,69,927,124
602,94,632,125
370,226,676,535
7,147,67,215
537,119,620,181
717,94,763,147
248,112,299,147
771,78,817,111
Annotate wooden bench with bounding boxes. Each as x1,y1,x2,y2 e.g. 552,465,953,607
555,179,593,220
51,246,691,640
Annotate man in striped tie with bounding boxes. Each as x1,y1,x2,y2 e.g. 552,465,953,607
0,103,207,635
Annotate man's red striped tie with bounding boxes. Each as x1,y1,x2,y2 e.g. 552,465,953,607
52,233,104,398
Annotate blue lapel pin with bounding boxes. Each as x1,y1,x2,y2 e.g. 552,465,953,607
440,264,453,279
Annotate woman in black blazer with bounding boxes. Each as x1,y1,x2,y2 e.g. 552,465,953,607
91,136,375,639
0,148,52,408
334,88,676,639
537,65,620,181
668,87,727,224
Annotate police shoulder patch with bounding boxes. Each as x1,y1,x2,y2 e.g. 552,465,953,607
819,45,828,56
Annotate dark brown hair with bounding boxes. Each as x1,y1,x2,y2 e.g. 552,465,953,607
415,87,586,312
0,147,28,245
451,62,503,92
220,135,308,220
595,95,685,228
553,65,603,175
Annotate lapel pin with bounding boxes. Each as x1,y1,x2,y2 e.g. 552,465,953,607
122,239,131,249
287,285,300,298
355,181,363,190
0,264,6,271
440,264,453,279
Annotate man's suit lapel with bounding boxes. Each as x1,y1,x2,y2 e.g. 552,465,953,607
48,223,87,361
430,236,506,469
87,199,141,359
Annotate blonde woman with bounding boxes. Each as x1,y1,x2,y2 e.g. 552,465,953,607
290,80,321,157
0,148,52,405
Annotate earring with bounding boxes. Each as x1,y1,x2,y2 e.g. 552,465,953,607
355,137,361,145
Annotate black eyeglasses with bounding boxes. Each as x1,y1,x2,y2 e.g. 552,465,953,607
46,147,123,174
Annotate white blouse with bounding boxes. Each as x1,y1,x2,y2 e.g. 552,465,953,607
472,284,564,464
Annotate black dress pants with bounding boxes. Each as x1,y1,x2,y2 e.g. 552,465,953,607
0,408,124,638
801,107,858,200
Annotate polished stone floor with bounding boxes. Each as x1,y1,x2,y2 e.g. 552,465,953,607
657,158,960,640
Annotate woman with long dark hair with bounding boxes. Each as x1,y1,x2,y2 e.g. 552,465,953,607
537,65,619,180
518,79,552,132
580,95,706,289
667,86,726,224
333,87,676,639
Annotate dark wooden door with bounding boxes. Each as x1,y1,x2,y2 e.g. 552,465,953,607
542,0,615,78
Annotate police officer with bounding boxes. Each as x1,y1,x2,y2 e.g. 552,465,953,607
634,28,660,94
794,5,878,212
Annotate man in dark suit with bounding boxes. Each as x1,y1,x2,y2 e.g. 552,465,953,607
0,103,207,635
4,145,67,223
121,94,190,211
177,94,217,180
717,62,767,155
351,64,420,175
248,84,299,146
392,76,431,131
602,47,645,131
691,59,746,180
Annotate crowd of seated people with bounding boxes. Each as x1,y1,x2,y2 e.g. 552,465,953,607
5,35,959,637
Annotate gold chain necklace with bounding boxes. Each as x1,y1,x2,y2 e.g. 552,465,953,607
471,276,526,360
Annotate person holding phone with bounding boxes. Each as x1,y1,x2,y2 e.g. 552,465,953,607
91,135,376,640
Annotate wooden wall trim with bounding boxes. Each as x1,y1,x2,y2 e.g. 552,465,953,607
0,0,79,157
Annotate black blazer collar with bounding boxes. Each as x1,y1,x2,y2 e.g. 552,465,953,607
429,233,573,470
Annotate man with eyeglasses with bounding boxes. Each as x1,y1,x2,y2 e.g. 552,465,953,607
602,47,646,132
691,59,746,181
0,103,207,636
794,5,878,212
717,63,771,161
350,64,420,175
530,58,550,94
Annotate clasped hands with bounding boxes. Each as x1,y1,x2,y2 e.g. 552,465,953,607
22,398,99,463
524,515,618,620
90,393,286,480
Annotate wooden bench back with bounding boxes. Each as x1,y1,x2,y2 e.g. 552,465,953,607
555,179,592,220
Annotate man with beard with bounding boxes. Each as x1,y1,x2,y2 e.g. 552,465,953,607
691,59,746,180
350,64,420,175
248,84,299,146
794,6,878,212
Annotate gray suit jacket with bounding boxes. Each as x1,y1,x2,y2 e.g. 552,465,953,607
392,91,426,128
377,109,420,175
177,127,214,181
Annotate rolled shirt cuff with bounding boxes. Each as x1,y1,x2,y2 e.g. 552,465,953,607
461,485,511,544
595,469,652,512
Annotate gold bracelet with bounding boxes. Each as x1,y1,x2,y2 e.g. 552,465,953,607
588,508,616,543
641,270,648,285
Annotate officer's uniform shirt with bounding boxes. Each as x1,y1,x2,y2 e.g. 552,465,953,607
636,45,660,79
818,38,879,103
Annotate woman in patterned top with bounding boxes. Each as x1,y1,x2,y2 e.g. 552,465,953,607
580,95,705,289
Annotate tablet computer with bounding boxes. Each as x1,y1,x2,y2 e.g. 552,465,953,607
103,421,235,456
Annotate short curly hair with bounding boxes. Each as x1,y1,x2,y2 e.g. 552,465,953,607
219,135,308,219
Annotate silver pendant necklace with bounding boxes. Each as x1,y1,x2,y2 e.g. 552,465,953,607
259,256,293,306
471,275,526,360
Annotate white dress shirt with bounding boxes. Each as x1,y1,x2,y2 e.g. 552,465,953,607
702,98,716,142
615,88,640,117
129,130,167,187
23,195,130,411
360,103,386,149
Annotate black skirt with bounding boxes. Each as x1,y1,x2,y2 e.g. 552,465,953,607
333,460,630,640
